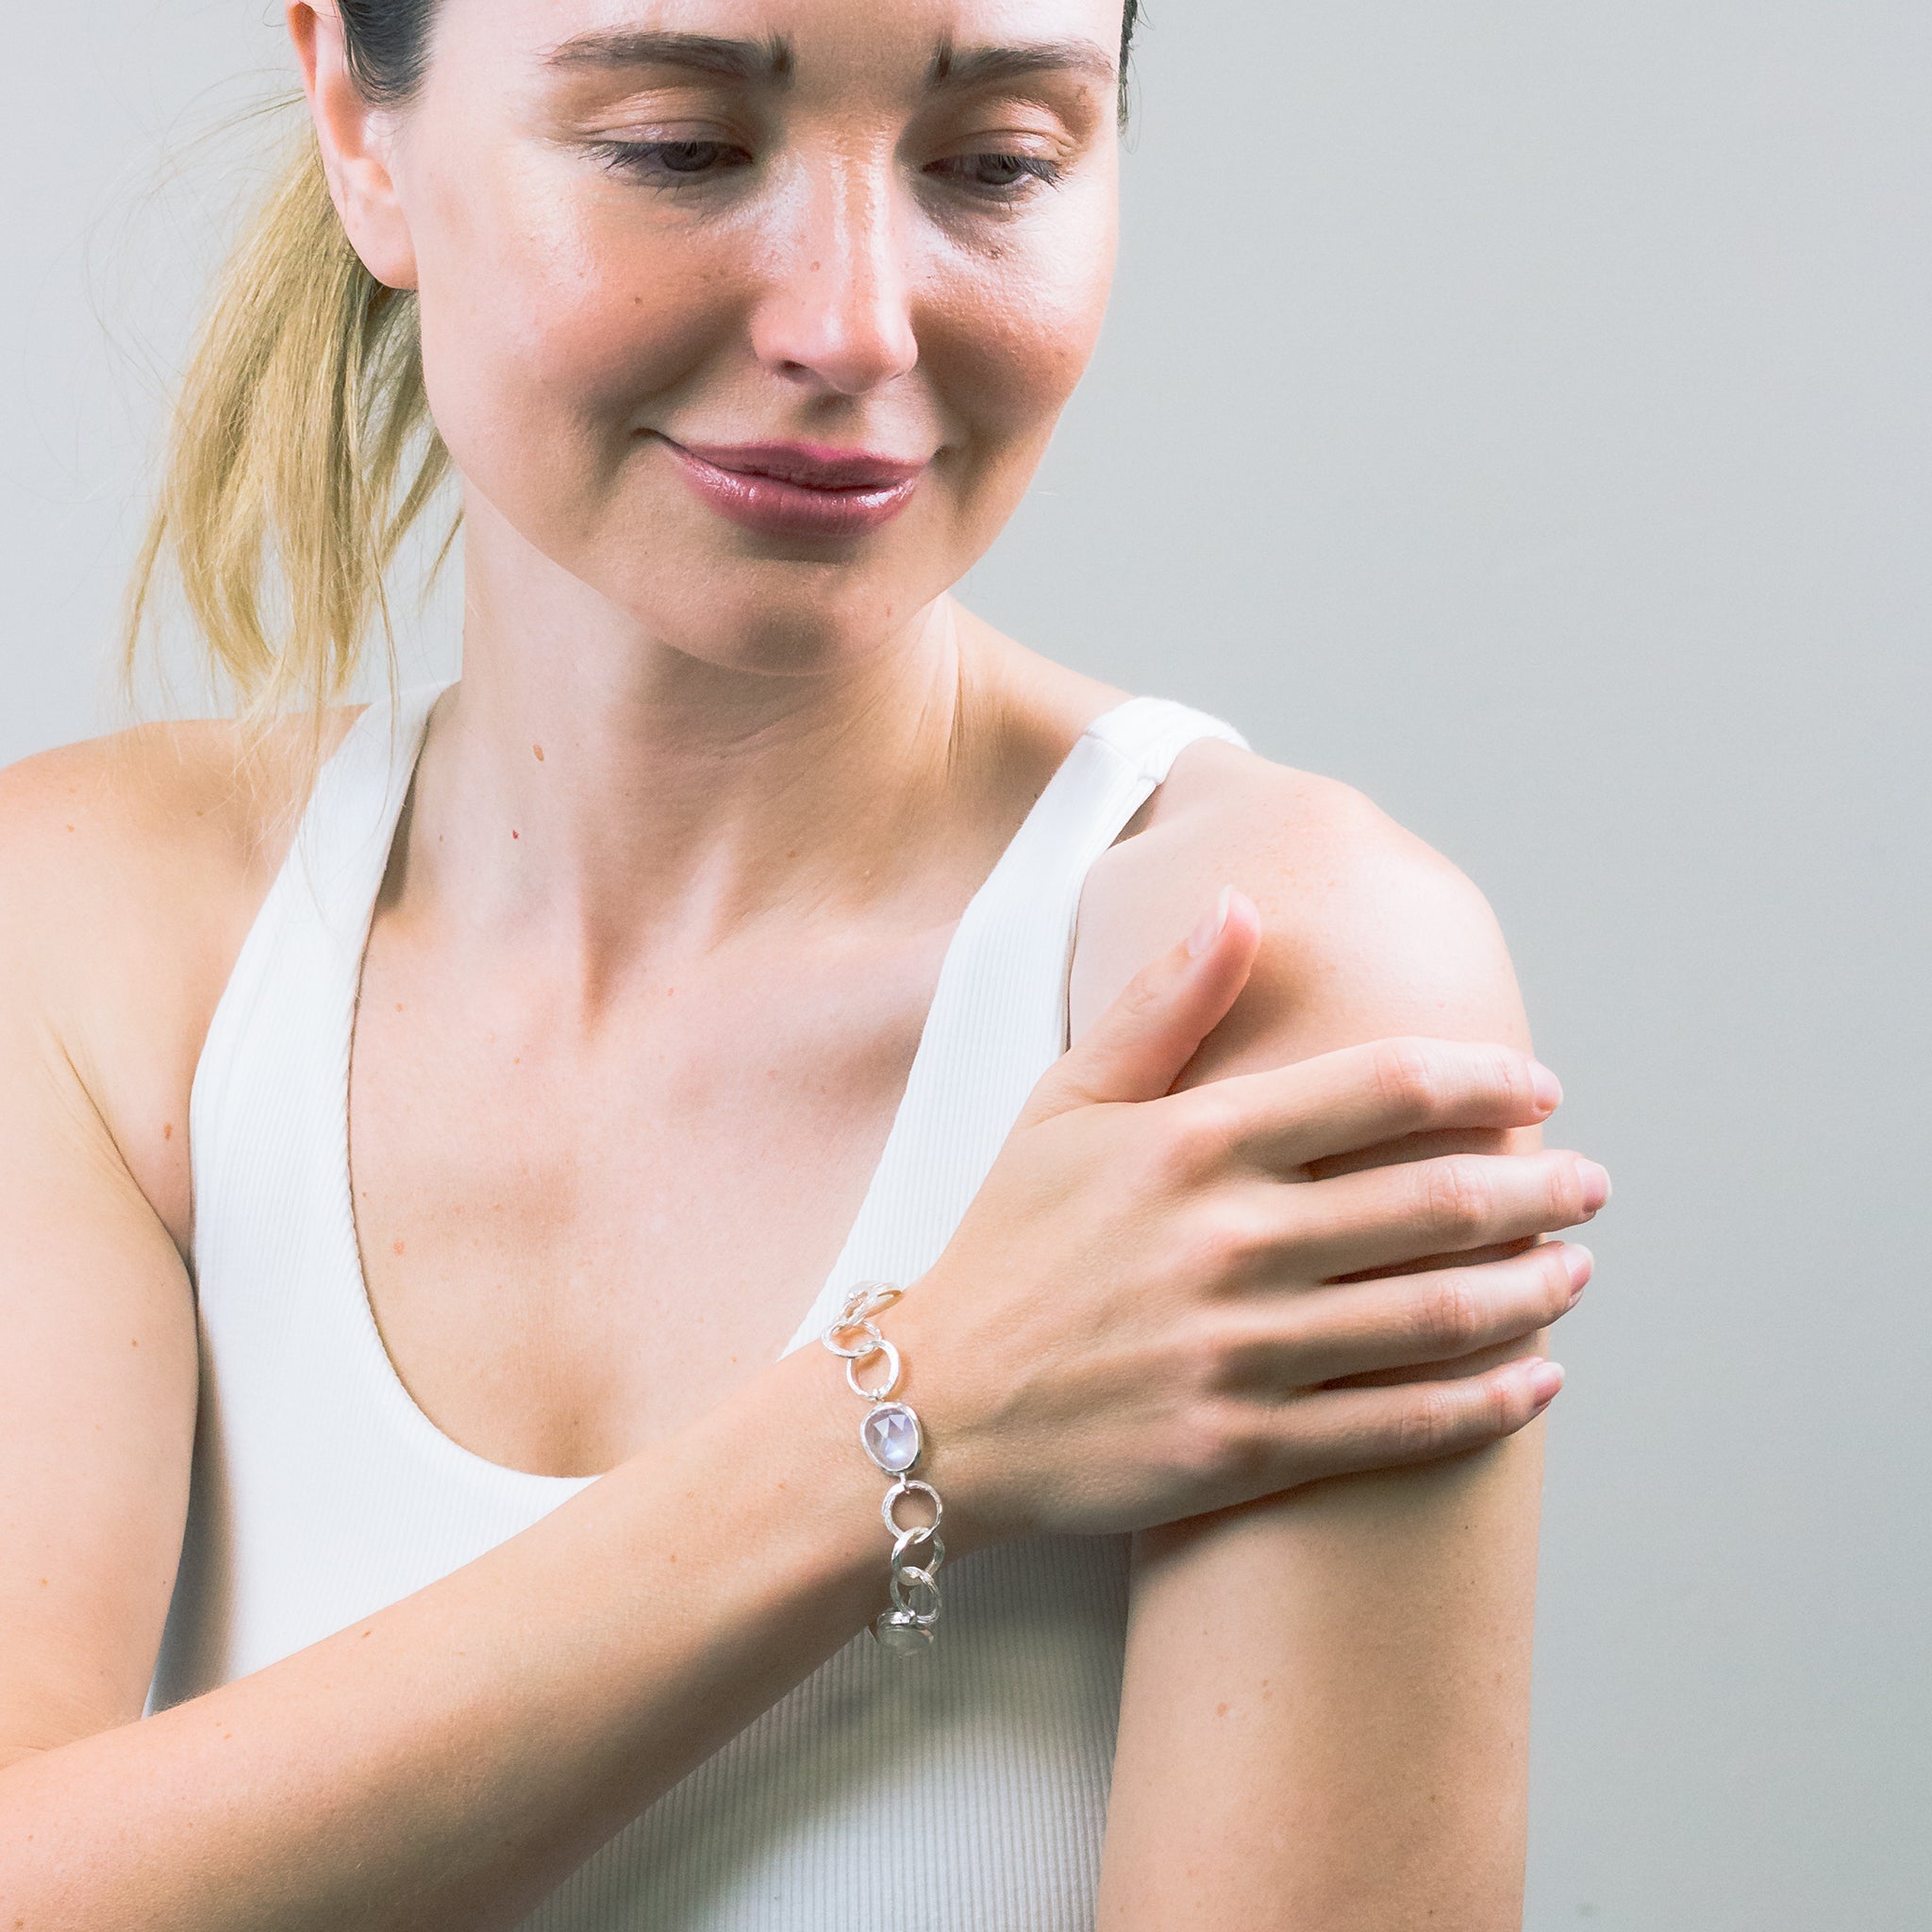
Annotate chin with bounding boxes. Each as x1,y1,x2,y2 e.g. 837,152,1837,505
595,555,947,679
564,491,994,675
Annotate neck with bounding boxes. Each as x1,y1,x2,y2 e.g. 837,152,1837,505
398,520,1029,977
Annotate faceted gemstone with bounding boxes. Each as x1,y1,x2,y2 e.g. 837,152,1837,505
860,1401,922,1473
873,1610,935,1657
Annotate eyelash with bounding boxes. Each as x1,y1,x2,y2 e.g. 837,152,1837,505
928,153,1065,197
586,141,1064,202
588,139,753,183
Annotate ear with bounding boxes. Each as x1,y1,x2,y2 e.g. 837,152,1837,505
288,2,419,291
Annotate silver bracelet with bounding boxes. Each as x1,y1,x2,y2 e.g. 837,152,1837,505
821,1282,945,1658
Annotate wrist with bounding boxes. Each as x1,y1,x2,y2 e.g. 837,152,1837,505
858,1272,1008,1561
661,1341,901,1637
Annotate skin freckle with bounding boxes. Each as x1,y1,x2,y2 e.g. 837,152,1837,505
393,1240,407,1256
162,1122,174,1140
533,743,545,760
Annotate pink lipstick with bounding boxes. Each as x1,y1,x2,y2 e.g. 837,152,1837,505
657,438,926,541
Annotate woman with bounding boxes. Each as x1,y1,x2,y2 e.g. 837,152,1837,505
0,0,1607,1925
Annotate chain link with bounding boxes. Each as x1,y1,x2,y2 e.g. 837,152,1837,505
821,1281,944,1657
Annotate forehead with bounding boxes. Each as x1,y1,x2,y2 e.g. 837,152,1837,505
440,0,1126,87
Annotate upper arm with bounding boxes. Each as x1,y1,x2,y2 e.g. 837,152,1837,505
0,754,205,1767
1078,749,1547,1930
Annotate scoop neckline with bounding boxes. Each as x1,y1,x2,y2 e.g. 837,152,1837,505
326,683,1133,1491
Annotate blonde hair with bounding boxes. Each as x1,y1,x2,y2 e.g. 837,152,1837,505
124,130,452,771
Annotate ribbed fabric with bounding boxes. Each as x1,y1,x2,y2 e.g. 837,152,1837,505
151,683,1249,1929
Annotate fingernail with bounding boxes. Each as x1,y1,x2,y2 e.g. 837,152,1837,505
1562,1243,1593,1300
1528,1060,1563,1114
1527,1359,1565,1407
1187,886,1234,958
1575,1159,1611,1212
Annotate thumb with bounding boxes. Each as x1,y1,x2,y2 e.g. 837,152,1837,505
1025,888,1261,1121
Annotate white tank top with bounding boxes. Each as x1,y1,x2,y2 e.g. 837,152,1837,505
151,681,1248,1930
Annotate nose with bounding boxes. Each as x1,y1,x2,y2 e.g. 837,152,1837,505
750,151,919,396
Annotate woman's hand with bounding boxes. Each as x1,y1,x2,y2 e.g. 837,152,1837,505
893,891,1604,1547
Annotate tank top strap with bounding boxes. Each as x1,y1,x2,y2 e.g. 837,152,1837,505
783,695,1248,1353
190,683,448,1218
290,684,446,957
1078,693,1250,784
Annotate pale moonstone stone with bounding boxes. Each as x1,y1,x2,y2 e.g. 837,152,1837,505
874,1611,935,1657
861,1402,921,1473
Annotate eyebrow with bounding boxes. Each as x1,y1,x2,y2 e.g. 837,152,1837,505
928,39,1119,93
546,30,796,82
543,29,1116,95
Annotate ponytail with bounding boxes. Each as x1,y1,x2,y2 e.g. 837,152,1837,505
124,132,451,765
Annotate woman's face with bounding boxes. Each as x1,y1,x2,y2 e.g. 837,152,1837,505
375,0,1124,674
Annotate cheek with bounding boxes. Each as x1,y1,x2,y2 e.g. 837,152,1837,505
927,198,1119,477
409,150,736,494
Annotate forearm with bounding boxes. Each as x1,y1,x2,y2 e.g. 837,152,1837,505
0,1341,886,1932
1098,1410,1543,1931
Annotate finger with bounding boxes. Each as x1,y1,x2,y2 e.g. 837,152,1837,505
1024,888,1262,1122
1218,1241,1591,1388
1173,1036,1564,1174
1329,1231,1541,1285
1259,1147,1611,1279
1304,1123,1517,1182
1278,1354,1564,1484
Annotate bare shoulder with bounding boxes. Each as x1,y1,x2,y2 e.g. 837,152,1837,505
2,717,273,902
1072,738,1529,1071
0,708,361,1247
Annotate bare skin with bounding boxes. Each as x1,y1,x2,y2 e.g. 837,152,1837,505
0,0,1607,1925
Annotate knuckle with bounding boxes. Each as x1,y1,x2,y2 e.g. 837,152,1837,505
1412,1274,1480,1356
1116,960,1174,1028
1546,1156,1590,1227
1174,1315,1240,1397
1418,1157,1490,1244
1393,1386,1456,1462
1177,1201,1271,1288
1372,1038,1444,1125
1484,1044,1533,1113
1538,1151,1584,1228
1177,1090,1244,1166
1147,1091,1241,1186
1171,1398,1268,1491
1489,1369,1528,1439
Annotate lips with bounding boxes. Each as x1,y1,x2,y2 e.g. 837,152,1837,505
657,436,927,541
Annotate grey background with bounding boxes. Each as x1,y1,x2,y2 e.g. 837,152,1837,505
4,3,1925,1926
